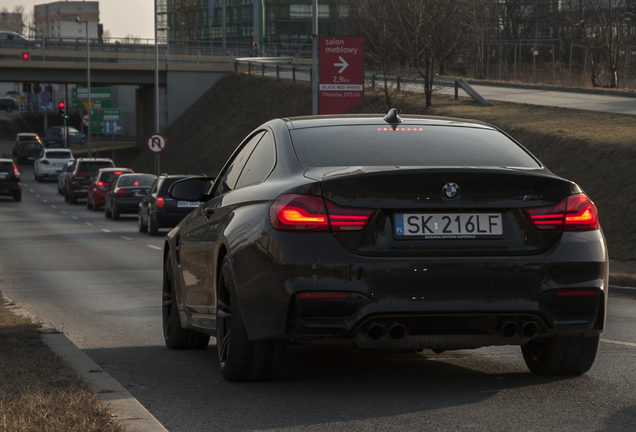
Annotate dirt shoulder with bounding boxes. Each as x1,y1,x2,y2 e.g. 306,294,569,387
0,295,126,432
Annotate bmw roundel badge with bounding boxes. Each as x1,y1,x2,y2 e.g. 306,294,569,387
442,183,460,200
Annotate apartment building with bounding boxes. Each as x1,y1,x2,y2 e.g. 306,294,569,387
34,1,101,40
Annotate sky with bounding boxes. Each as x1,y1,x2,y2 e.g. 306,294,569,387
5,0,155,39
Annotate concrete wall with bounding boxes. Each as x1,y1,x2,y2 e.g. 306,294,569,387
135,70,225,148
112,85,137,136
165,71,226,128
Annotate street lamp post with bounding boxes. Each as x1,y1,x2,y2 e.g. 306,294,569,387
74,17,91,157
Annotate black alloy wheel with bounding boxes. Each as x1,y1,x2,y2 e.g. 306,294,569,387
138,211,148,233
216,255,285,382
521,335,600,375
148,214,158,236
162,254,210,349
111,204,120,220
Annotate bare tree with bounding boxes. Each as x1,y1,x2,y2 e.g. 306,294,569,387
343,0,411,111
467,0,496,79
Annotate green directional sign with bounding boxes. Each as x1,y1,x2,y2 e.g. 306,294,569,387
72,87,113,110
89,108,122,134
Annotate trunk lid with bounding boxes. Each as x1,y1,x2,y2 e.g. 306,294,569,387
305,166,573,257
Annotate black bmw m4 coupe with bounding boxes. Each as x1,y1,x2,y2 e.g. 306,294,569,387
162,110,608,381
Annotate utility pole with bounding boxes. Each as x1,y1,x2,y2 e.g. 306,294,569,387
312,0,318,115
154,0,160,176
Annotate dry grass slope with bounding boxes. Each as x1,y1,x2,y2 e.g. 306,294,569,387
0,297,126,432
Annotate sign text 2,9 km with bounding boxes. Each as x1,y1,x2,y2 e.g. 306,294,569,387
319,36,364,115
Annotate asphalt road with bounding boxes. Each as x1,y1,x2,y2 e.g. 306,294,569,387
1,113,636,432
266,69,636,115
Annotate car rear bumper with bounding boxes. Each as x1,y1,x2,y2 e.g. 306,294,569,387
154,209,192,227
114,198,144,214
0,182,21,195
225,228,608,348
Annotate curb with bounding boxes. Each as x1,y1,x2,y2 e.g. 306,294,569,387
2,295,168,432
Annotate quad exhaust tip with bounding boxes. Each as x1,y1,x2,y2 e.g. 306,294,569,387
522,321,539,339
388,323,407,341
499,321,518,338
367,324,384,341
366,322,408,341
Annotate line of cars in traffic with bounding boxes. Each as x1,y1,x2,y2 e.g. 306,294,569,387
5,131,204,236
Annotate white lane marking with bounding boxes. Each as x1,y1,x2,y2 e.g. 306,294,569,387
609,285,636,290
102,229,111,233
51,205,56,208
85,222,93,226
601,339,636,348
147,245,162,250
29,189,34,192
121,236,132,240
71,216,78,220
35,194,40,197
60,211,67,214
43,200,48,203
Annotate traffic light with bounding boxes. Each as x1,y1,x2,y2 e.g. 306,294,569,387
22,52,30,61
58,102,68,119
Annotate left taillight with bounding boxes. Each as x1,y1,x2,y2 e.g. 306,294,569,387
13,165,20,179
523,193,598,231
157,197,165,208
271,194,374,232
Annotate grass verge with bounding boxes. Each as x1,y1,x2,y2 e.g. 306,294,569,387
0,295,126,432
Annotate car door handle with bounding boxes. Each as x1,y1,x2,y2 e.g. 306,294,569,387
204,207,215,219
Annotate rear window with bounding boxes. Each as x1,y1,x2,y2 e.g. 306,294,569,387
77,161,113,174
117,174,156,187
290,125,540,168
46,151,72,159
100,171,130,183
21,142,40,150
158,177,186,195
0,161,15,173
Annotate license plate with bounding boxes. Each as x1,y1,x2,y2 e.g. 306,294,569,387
53,163,64,167
177,201,200,208
0,173,7,178
134,191,145,197
395,213,503,239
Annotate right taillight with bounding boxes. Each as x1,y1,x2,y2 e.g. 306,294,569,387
524,193,598,231
271,194,373,232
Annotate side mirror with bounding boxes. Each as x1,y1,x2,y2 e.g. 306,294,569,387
169,177,215,202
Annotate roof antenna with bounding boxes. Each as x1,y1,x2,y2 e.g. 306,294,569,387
383,108,403,129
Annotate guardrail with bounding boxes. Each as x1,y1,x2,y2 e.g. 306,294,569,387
235,60,490,105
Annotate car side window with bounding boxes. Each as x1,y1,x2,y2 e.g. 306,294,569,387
235,132,276,189
150,179,159,194
212,131,266,198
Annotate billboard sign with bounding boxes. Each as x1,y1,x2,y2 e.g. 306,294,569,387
319,36,364,115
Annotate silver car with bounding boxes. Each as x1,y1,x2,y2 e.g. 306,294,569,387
34,148,74,182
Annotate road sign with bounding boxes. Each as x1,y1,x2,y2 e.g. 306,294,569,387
319,36,364,115
40,90,52,101
89,108,122,134
82,114,89,126
33,84,42,94
104,119,123,135
72,87,113,109
39,101,54,111
147,133,166,154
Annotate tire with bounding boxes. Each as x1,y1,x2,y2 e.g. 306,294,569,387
6,106,12,113
68,192,77,204
64,190,69,202
57,184,62,194
104,203,112,218
162,254,210,349
138,212,148,233
92,200,101,211
12,191,21,202
111,205,120,220
148,214,158,236
34,171,41,182
216,255,285,382
521,335,600,375
86,197,93,209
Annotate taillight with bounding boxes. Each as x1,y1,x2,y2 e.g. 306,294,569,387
271,195,328,231
13,165,20,179
326,200,374,231
271,194,374,232
117,189,127,196
157,197,165,208
41,160,50,165
97,181,104,187
524,193,598,231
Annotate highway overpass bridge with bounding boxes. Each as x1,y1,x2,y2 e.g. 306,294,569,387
0,44,237,146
